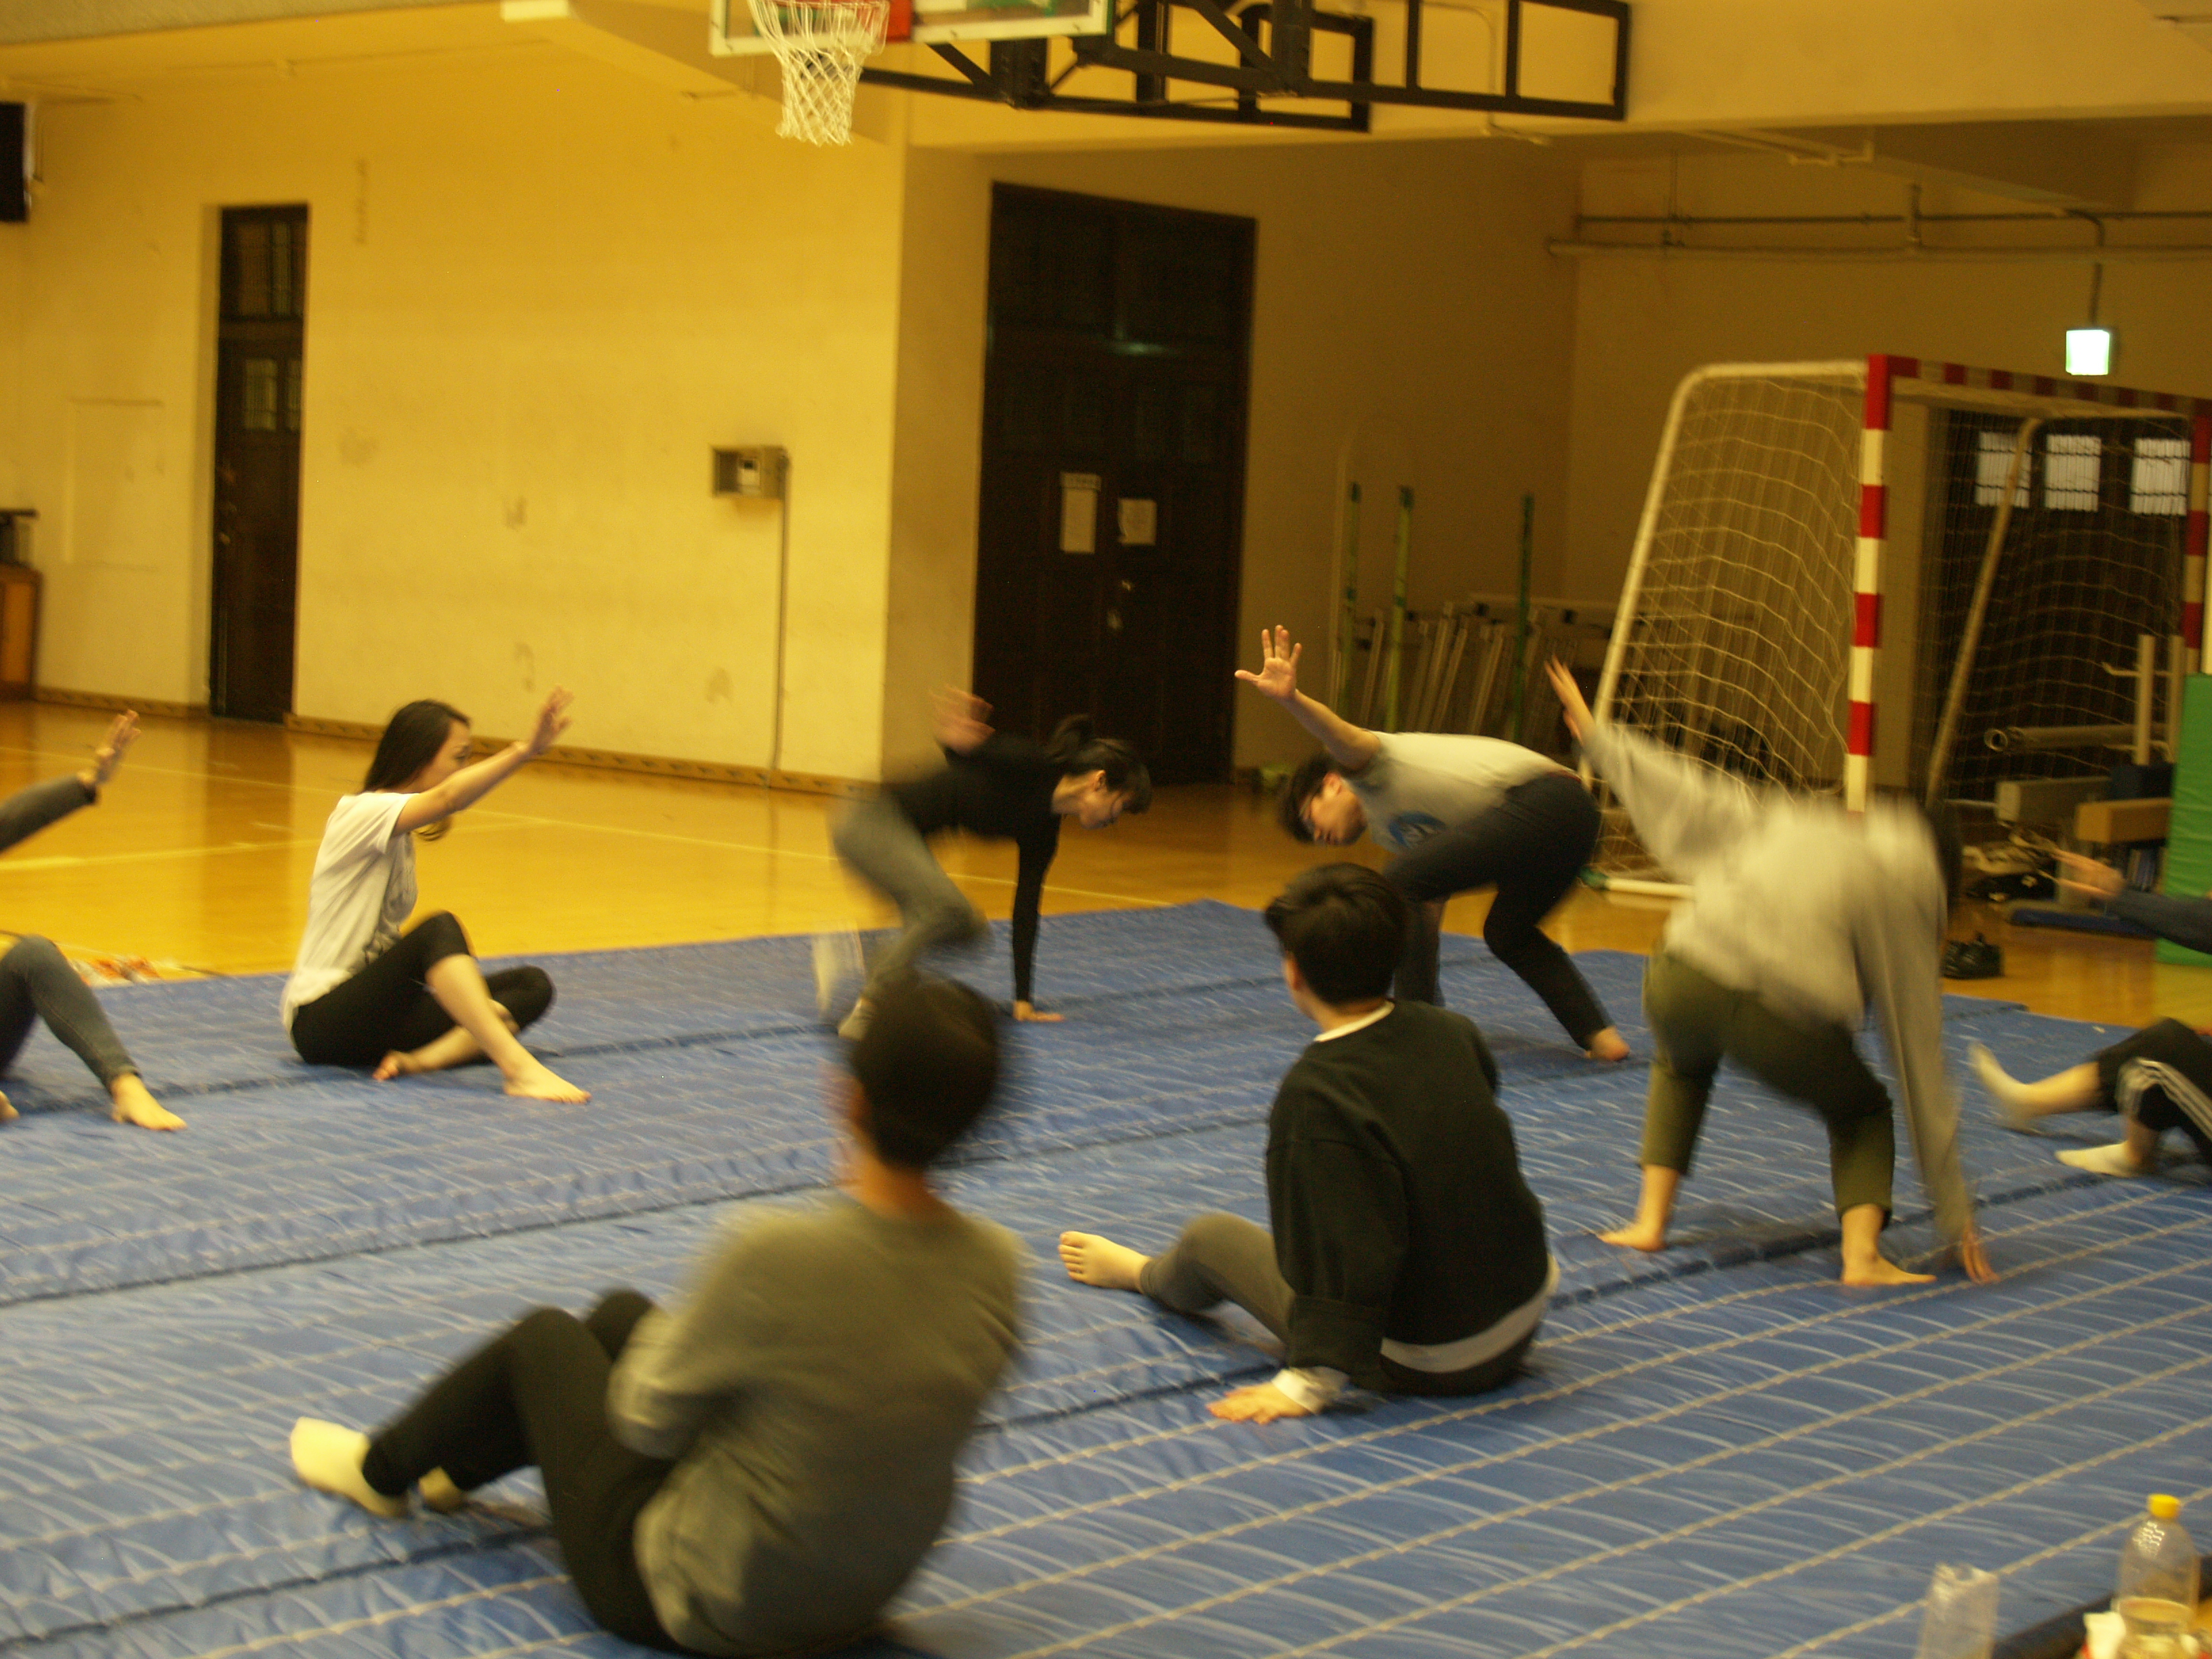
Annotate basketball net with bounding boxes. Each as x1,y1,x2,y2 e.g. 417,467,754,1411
747,0,890,144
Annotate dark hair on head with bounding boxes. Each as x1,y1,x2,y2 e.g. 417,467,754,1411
365,701,470,793
1046,715,1152,815
1275,752,1337,844
1263,863,1410,1006
847,975,1001,1170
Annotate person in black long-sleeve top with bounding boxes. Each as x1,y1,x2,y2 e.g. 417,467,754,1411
1059,863,1555,1422
829,690,1150,1036
1969,850,2212,1176
0,712,181,1130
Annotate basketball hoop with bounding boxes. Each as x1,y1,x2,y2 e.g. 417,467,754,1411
747,0,890,145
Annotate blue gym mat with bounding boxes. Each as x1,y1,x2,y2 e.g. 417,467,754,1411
1,902,2205,1658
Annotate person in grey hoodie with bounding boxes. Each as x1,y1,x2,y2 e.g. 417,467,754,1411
288,975,1023,1656
1969,849,2212,1178
1545,661,1992,1288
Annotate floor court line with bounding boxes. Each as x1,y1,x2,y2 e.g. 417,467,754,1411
926,1254,2212,1616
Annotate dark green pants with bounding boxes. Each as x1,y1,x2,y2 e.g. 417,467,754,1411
1641,950,1896,1221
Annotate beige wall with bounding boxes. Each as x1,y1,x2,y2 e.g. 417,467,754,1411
10,51,905,777
873,138,1582,774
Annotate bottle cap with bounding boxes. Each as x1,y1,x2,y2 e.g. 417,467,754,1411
2150,1495,2182,1519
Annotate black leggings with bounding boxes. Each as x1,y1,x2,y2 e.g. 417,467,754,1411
363,1291,684,1653
2095,1019,2212,1162
1384,772,1612,1045
0,935,137,1090
289,912,554,1069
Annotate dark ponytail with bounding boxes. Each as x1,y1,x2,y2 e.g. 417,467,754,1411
365,700,470,793
1046,714,1152,815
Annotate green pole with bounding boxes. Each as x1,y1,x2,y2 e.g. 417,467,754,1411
1330,481,1361,713
1383,486,1412,731
1509,493,1533,743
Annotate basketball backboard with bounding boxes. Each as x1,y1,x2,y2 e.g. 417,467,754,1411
710,0,1113,54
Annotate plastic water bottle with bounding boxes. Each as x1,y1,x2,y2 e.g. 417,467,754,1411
1913,1562,1998,1659
2116,1494,2198,1659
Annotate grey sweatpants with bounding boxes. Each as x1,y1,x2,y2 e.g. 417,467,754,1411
0,935,137,1089
831,797,987,996
1139,1212,1534,1397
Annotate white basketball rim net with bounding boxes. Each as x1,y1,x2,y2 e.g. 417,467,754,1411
747,0,889,144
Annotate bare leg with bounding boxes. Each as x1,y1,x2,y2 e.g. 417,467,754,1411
375,1003,518,1080
1838,1202,1932,1286
409,960,586,1103
1058,1231,1150,1291
1599,1165,1681,1253
110,1070,184,1131
1968,1042,2098,1128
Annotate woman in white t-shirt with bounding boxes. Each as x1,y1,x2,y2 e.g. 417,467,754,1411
282,690,588,1103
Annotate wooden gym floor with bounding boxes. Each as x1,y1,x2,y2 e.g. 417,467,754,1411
0,701,2202,1031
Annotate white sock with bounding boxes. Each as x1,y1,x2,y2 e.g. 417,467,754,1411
2057,1142,2152,1178
291,1418,409,1518
1967,1042,2036,1130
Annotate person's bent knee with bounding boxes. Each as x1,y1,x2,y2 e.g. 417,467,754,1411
506,966,555,1029
0,934,65,976
1177,1211,1258,1257
412,910,472,966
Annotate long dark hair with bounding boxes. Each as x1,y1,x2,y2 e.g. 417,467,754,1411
365,700,470,793
1046,716,1152,813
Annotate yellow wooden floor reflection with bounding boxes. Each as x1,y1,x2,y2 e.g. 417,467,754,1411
0,703,2200,1031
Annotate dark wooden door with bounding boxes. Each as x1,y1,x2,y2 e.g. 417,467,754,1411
210,206,307,722
973,186,1254,784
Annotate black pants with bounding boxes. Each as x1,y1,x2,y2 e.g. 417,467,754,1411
363,1290,685,1653
2095,1019,2212,1162
1139,1212,1535,1397
1385,772,1612,1045
0,935,136,1088
289,912,554,1069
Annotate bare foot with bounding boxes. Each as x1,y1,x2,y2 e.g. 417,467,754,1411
1841,1255,1935,1287
1058,1231,1149,1290
1586,1028,1631,1063
1599,1221,1668,1253
0,1089,15,1124
110,1073,184,1130
372,1051,424,1081
504,1060,590,1104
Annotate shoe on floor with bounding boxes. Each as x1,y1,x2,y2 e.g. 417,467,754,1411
1942,934,2003,980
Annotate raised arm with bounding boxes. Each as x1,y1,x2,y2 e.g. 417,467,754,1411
0,711,138,857
1235,626,1381,775
2058,851,2212,954
1547,658,1759,879
932,687,994,757
394,688,572,833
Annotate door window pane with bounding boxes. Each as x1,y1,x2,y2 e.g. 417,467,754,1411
242,358,280,431
1975,428,2031,507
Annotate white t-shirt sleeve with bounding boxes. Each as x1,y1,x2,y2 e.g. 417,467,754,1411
318,793,411,869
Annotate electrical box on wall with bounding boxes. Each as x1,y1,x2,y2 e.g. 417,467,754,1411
712,446,787,499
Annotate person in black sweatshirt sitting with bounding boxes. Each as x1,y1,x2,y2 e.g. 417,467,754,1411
1058,862,1556,1421
1970,849,2212,1177
826,689,1150,1038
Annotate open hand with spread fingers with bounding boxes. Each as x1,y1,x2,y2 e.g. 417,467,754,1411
525,689,575,758
81,711,140,793
2053,848,2124,903
1544,658,1593,741
1234,626,1303,704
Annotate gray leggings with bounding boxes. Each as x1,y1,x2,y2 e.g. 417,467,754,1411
832,797,986,995
1139,1212,1533,1397
0,935,136,1090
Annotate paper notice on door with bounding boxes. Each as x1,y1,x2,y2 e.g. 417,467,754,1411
1117,497,1158,546
1060,474,1101,554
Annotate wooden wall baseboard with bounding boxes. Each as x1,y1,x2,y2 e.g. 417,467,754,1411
281,713,871,800
37,688,208,720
